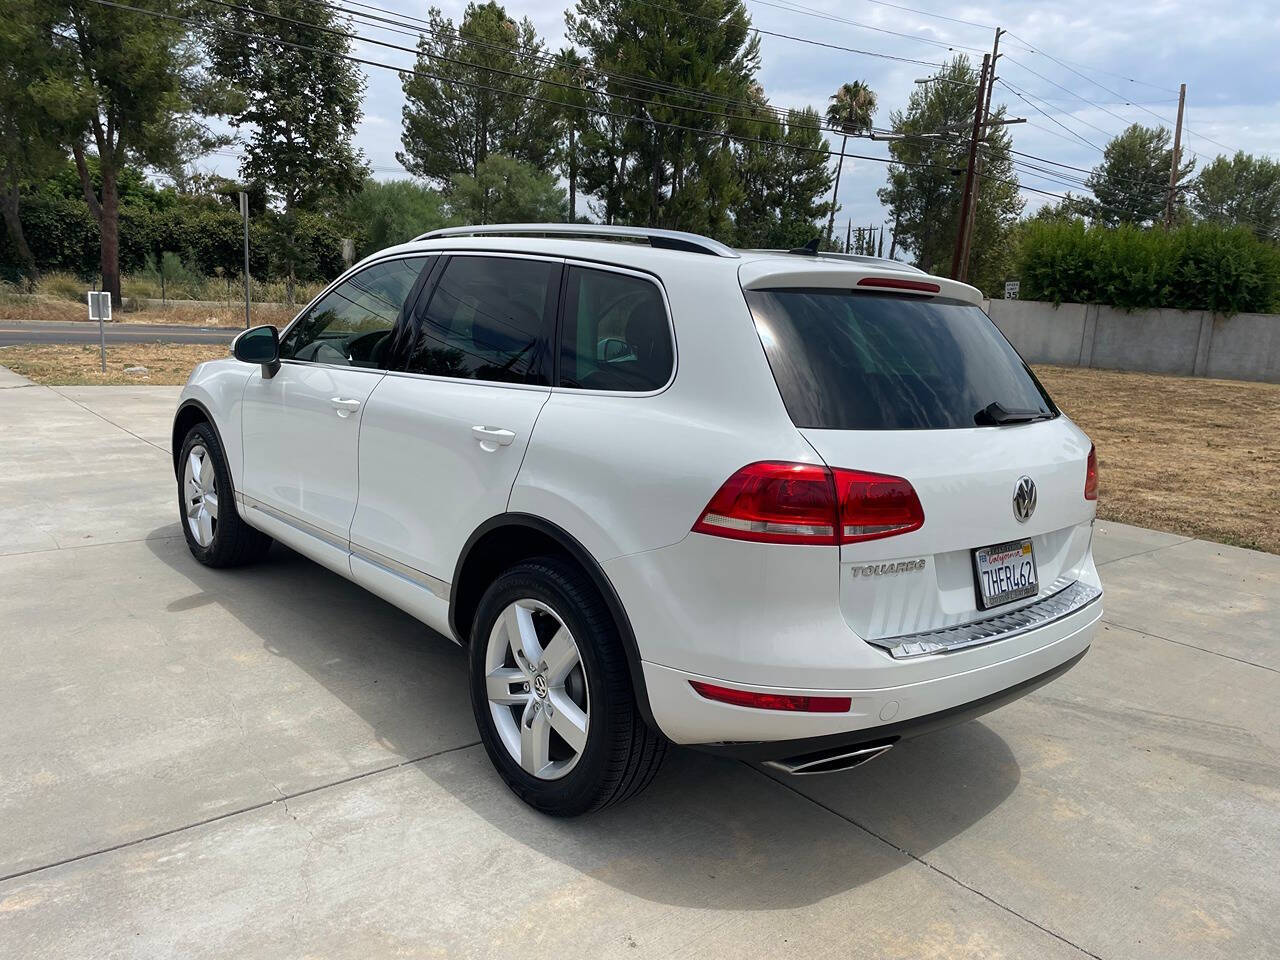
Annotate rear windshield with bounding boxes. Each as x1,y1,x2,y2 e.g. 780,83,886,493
744,289,1057,430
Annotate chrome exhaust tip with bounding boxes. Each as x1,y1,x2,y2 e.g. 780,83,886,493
763,742,894,776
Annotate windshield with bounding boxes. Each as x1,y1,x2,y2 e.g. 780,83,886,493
745,289,1058,430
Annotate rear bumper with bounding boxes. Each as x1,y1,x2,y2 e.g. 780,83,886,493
637,596,1100,747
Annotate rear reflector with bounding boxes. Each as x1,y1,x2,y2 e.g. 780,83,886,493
692,461,924,546
856,276,941,293
690,681,851,713
1084,443,1099,500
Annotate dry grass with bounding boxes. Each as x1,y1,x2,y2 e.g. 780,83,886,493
0,294,297,328
1034,365,1280,554
0,343,229,385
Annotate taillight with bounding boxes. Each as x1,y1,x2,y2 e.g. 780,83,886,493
856,276,941,293
690,680,851,713
691,461,924,546
1084,443,1098,501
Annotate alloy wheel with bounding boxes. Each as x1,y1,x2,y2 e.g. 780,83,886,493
183,443,219,547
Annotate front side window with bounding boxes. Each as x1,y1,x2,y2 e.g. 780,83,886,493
404,255,559,384
558,267,673,391
280,257,430,368
745,289,1058,430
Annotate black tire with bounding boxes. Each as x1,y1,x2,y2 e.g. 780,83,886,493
469,556,667,816
177,422,273,568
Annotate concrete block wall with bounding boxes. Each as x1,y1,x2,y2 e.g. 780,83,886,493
985,299,1280,383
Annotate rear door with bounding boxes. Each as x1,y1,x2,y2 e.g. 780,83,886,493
743,286,1097,642
350,253,562,592
240,255,432,554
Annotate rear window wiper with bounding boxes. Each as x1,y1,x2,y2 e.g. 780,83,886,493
974,401,1054,426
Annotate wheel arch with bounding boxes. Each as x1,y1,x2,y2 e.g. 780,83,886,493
450,513,658,730
172,399,236,497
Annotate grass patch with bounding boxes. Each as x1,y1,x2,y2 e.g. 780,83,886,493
1034,365,1280,555
0,343,229,385
0,291,298,328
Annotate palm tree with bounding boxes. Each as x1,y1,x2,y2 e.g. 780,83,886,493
825,81,878,244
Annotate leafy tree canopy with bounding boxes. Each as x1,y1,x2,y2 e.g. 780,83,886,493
446,154,567,224
1084,123,1194,227
1192,151,1280,243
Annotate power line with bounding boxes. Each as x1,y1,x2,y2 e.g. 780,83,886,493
998,78,1105,153
740,0,986,53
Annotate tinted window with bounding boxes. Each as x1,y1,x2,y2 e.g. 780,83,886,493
280,257,429,367
745,290,1057,430
559,267,673,391
405,256,558,384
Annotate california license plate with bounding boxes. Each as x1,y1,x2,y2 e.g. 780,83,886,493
973,538,1038,609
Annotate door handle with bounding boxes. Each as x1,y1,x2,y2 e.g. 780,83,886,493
330,397,362,418
472,425,516,450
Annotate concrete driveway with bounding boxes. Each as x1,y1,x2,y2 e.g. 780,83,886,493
1,367,1276,959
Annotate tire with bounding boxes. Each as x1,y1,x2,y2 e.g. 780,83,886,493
177,422,273,568
469,556,667,816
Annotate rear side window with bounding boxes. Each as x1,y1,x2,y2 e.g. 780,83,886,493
405,255,559,384
745,289,1057,430
559,266,673,391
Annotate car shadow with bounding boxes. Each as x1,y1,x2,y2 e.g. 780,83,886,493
147,530,1022,910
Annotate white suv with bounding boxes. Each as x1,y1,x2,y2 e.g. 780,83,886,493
173,224,1102,816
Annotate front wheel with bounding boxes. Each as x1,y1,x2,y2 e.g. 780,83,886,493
177,422,272,567
469,557,666,816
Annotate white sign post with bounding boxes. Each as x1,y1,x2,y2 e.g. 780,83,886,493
88,290,111,372
1004,280,1020,300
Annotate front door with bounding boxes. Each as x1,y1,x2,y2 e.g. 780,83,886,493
240,255,434,549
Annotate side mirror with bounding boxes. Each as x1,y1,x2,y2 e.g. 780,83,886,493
233,325,280,379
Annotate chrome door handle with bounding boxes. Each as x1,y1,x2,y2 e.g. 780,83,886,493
330,397,362,418
472,425,516,450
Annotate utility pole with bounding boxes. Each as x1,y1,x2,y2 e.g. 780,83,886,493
846,220,852,251
959,29,1004,282
951,53,990,281
239,191,251,329
1164,83,1187,229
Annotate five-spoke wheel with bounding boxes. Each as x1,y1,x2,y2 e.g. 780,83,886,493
182,443,219,547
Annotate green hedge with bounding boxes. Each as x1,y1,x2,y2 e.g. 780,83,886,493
0,194,349,284
1016,221,1280,314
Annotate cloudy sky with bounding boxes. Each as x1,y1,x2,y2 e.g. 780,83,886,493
205,0,1280,231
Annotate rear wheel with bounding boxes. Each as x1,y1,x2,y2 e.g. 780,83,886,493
469,557,666,816
177,422,272,567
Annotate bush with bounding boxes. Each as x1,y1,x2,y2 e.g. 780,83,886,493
1017,221,1280,314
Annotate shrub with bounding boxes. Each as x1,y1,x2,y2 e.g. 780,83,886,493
1016,221,1280,314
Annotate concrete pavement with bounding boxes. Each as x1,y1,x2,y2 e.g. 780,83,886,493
0,319,238,346
1,370,1276,959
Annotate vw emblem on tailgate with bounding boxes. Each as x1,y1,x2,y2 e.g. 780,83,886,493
1013,476,1037,523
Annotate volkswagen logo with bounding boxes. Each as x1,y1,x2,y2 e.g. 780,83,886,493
532,674,548,699
1013,476,1037,523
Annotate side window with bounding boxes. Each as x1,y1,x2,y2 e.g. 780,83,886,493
280,257,430,368
405,255,559,385
559,267,673,392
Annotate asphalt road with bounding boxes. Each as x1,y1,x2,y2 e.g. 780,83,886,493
0,319,238,346
1,368,1277,959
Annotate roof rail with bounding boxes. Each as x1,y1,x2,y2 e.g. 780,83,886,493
414,223,740,258
747,249,926,274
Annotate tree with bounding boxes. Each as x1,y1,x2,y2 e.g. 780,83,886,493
447,154,567,224
398,2,557,187
339,180,451,260
733,99,833,249
823,80,877,242
878,56,1023,291
208,0,369,299
545,46,591,221
31,0,226,304
1084,123,1194,227
1192,152,1280,242
567,0,759,236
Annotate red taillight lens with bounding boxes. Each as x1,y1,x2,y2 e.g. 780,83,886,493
691,461,838,544
690,680,851,713
692,462,924,545
1084,443,1099,501
856,276,941,293
833,468,926,542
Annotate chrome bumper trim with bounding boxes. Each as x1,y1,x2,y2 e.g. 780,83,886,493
350,543,451,600
870,579,1103,659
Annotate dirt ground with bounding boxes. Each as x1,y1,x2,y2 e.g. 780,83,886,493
2,347,1276,553
1034,365,1280,554
0,296,296,328
0,342,229,386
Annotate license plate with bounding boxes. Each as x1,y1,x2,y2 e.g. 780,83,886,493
972,538,1039,609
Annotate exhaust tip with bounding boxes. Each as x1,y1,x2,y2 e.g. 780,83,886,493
763,741,895,775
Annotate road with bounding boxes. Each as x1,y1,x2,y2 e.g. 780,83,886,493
0,319,238,346
1,367,1277,959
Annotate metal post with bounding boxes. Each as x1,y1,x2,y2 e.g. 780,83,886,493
1164,83,1186,229
951,54,990,281
239,191,251,329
